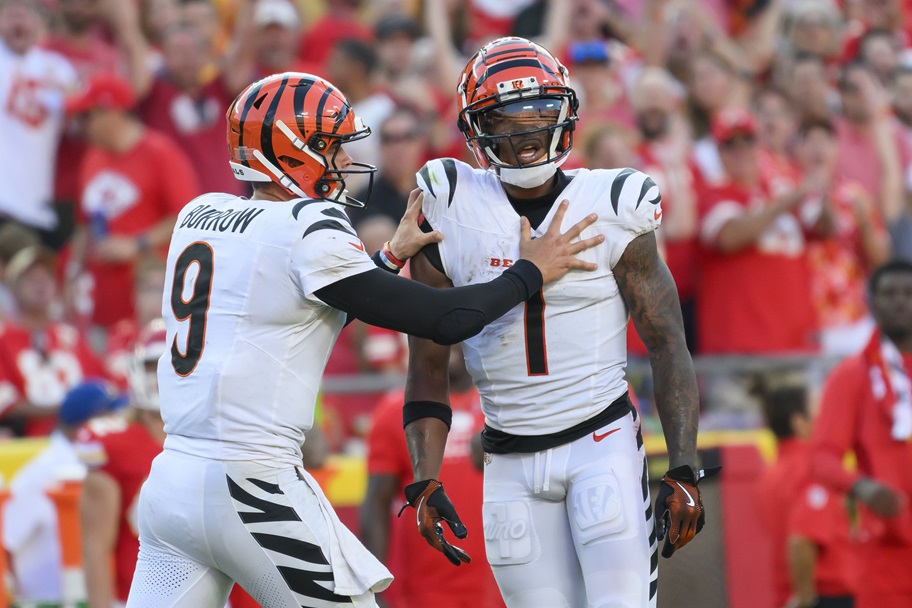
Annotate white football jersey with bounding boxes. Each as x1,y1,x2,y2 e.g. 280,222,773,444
417,159,662,436
158,192,375,467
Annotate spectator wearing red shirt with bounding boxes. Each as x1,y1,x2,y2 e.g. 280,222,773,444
754,380,857,608
696,108,819,354
858,28,903,86
360,345,503,608
78,320,167,607
810,259,912,608
795,118,891,355
568,39,636,135
65,73,200,328
326,38,396,177
297,0,372,74
783,53,835,124
222,0,315,96
888,65,912,260
0,246,104,437
629,67,700,348
136,22,243,196
104,257,167,391
45,0,149,221
689,50,752,185
835,62,909,229
753,87,802,198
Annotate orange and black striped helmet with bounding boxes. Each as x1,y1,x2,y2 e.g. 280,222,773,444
457,37,578,177
226,73,376,207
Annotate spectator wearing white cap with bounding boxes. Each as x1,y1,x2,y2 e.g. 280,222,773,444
223,0,311,96
2,379,125,604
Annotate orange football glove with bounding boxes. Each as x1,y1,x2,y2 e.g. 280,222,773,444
655,465,721,558
399,479,471,566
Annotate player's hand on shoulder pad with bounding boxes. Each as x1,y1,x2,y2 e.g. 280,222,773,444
655,464,721,558
519,200,603,284
398,479,471,566
387,189,442,262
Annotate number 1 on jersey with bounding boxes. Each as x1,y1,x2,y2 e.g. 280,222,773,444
170,242,214,376
523,290,548,375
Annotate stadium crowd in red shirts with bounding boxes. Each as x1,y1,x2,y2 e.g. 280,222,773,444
2,0,912,606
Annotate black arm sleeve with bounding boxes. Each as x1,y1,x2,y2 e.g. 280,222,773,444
314,261,542,345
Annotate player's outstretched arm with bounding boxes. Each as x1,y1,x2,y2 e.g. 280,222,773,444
396,253,472,565
614,232,709,558
315,204,602,345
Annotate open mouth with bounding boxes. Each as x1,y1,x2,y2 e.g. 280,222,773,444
514,140,545,165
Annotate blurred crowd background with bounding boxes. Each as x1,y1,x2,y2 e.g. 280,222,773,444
2,0,912,606
3,0,912,444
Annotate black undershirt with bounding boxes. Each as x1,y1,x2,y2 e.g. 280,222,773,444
504,169,573,230
419,170,574,273
313,261,543,345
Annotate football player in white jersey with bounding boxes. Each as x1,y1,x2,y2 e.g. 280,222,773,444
400,38,715,608
125,72,604,608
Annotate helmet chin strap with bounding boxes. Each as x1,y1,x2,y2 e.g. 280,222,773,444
498,160,559,188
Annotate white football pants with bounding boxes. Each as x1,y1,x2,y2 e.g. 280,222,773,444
126,450,391,608
482,411,657,608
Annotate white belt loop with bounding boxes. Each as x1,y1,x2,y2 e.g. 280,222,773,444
533,451,541,494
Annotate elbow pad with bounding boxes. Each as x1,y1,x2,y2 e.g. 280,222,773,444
432,309,487,345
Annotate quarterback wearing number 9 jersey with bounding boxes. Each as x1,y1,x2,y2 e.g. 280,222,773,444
126,72,603,608
401,38,713,608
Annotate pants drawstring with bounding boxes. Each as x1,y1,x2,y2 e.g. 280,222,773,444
542,449,553,493
532,449,554,494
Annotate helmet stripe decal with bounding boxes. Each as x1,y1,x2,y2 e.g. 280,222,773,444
236,81,266,167
476,58,559,87
260,75,290,181
291,76,313,141
314,85,334,134
331,103,350,134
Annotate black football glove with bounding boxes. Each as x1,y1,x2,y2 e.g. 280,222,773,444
398,479,471,566
655,465,721,558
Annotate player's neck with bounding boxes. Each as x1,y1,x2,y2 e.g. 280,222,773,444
251,183,295,202
500,172,559,200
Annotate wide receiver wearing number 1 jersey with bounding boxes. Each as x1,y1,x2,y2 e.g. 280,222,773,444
127,72,603,608
401,38,712,608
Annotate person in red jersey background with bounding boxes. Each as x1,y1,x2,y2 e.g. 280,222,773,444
0,246,104,436
696,108,820,354
810,259,912,608
77,319,168,608
754,379,857,608
361,344,503,608
65,73,200,329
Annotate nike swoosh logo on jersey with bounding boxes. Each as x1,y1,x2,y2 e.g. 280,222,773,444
654,208,662,220
593,428,620,442
349,241,365,251
676,481,696,507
